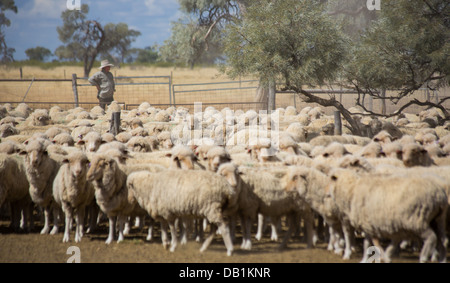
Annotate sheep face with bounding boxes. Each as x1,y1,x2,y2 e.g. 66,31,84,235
22,146,47,169
63,153,89,180
284,168,308,197
217,164,239,188
86,155,118,189
402,144,434,167
0,124,18,138
172,155,195,170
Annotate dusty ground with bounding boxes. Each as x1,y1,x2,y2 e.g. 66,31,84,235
0,219,443,264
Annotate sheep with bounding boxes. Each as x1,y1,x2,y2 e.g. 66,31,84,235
357,142,383,158
309,135,355,147
284,123,308,142
52,132,75,147
9,103,32,119
26,109,52,126
115,132,132,143
157,131,173,149
76,131,103,152
236,165,315,249
402,142,435,167
127,136,152,153
320,142,350,159
44,127,69,140
126,169,239,256
283,165,348,257
327,168,448,263
52,150,94,243
170,145,205,170
86,152,142,244
0,123,19,138
0,153,32,232
0,140,24,155
205,146,232,172
20,138,61,234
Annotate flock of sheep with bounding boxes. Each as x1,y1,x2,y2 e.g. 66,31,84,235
0,100,449,263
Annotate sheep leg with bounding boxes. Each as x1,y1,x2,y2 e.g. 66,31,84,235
63,205,73,243
255,213,264,241
180,218,188,245
117,214,127,243
86,203,99,234
241,215,252,250
341,222,355,260
9,202,20,231
146,217,154,241
123,217,131,235
168,220,178,252
40,206,52,234
50,206,62,235
420,228,438,263
105,216,116,244
383,239,401,263
270,217,280,242
75,207,85,243
200,223,218,253
431,210,447,263
279,214,295,250
303,212,316,249
218,222,234,256
160,221,170,250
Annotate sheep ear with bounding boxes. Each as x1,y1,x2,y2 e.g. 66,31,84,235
77,140,85,145
19,150,27,155
165,153,172,158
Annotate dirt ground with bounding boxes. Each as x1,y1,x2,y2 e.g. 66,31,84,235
1,219,445,264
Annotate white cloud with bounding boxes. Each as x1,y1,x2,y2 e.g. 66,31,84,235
27,0,67,19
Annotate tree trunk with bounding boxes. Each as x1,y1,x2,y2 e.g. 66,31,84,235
295,88,363,136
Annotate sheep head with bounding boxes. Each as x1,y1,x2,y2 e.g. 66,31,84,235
86,153,119,190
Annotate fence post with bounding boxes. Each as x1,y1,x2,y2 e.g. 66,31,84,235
72,74,79,108
334,111,342,136
380,89,386,116
268,80,276,111
110,112,121,136
169,74,172,106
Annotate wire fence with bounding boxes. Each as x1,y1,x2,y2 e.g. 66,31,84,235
0,75,448,115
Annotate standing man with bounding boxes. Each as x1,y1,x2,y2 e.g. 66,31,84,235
88,60,116,110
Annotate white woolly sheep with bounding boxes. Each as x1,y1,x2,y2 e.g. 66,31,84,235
20,138,61,234
327,168,448,263
126,169,239,255
236,165,315,249
126,136,152,153
77,131,103,152
206,146,232,172
0,153,32,231
0,140,23,154
86,152,144,244
52,132,75,147
52,150,94,242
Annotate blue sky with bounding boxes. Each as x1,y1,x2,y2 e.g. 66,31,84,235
3,0,182,61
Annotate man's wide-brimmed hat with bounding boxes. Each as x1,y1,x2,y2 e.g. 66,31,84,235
99,60,114,69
